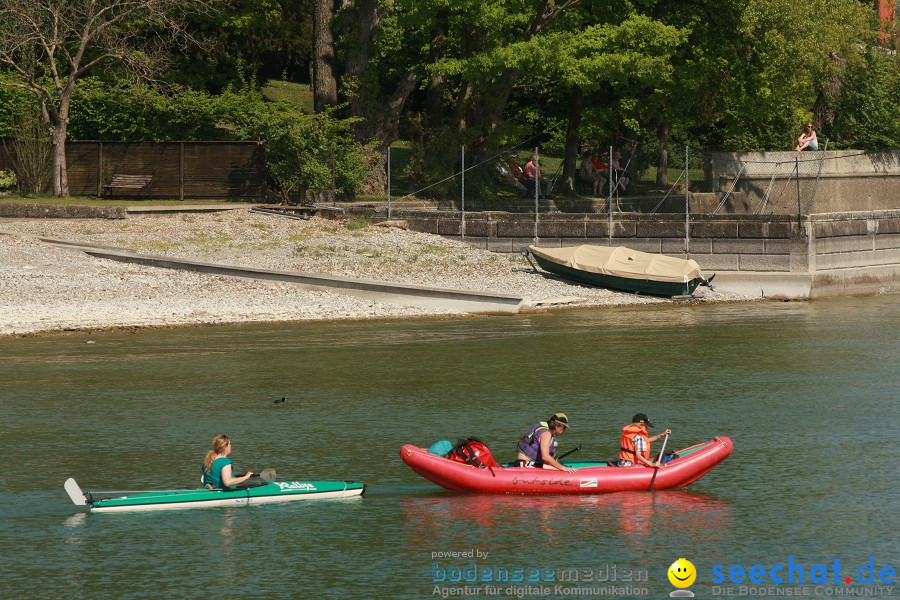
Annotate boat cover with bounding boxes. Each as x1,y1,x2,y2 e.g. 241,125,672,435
529,245,703,283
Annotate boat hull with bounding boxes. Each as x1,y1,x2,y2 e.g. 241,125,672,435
85,481,366,513
400,437,732,494
528,245,708,297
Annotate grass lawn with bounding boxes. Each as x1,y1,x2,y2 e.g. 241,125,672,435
262,80,314,113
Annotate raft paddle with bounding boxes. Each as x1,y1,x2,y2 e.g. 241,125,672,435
556,445,583,461
648,434,669,491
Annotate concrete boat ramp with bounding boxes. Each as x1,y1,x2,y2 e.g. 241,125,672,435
39,237,526,315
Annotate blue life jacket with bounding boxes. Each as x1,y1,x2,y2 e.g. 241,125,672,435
517,422,557,461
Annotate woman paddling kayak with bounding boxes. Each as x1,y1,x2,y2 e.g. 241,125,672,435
201,434,253,489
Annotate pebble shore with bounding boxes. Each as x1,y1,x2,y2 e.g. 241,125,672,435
0,209,755,337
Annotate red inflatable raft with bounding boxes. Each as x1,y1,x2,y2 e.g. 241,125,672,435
400,437,733,494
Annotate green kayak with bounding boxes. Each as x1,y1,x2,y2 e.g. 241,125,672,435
65,478,365,513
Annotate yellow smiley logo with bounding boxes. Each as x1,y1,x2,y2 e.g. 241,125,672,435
668,558,697,588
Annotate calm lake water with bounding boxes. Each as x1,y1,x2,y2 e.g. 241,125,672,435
1,295,898,599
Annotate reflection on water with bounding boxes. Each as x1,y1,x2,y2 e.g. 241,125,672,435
402,491,733,554
64,513,87,529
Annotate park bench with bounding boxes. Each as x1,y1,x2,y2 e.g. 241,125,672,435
102,174,153,198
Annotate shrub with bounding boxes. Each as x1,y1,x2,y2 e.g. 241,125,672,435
0,169,16,190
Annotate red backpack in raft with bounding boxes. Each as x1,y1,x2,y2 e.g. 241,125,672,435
446,437,500,468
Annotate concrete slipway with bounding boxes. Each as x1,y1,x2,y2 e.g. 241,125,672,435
39,237,526,315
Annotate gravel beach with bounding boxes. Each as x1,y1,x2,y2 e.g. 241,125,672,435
0,209,754,337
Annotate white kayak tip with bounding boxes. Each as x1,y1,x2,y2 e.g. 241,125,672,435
64,478,88,506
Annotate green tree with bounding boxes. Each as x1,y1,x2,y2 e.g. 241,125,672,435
397,1,687,190
170,0,313,91
0,72,33,137
831,47,900,149
67,78,224,141
220,88,372,203
0,0,211,196
720,0,870,150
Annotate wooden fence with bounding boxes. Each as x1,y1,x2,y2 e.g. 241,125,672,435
0,141,267,200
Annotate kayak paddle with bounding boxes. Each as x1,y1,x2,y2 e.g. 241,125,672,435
248,469,277,482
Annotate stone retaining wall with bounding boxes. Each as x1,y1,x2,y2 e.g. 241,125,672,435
0,203,126,219
704,150,900,214
810,210,900,271
350,207,900,278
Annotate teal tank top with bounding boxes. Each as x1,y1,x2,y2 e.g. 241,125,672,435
201,457,233,489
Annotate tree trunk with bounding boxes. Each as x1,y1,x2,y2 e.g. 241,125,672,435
481,69,520,134
359,71,419,194
365,143,389,195
561,85,583,192
312,0,338,111
50,97,71,197
446,0,576,141
451,82,474,133
425,14,447,130
340,0,421,193
51,134,68,197
814,52,847,131
425,76,445,130
344,0,381,136
656,122,670,187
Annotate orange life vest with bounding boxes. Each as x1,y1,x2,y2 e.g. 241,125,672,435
619,424,650,463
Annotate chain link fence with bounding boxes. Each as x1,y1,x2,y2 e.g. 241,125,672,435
378,139,720,211
368,139,891,242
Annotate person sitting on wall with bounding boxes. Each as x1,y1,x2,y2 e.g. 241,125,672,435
795,122,819,151
590,152,609,193
495,154,527,192
579,151,605,196
523,155,551,197
508,154,526,181
610,150,630,193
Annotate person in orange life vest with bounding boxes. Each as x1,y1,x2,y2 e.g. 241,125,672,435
617,413,672,467
516,412,577,474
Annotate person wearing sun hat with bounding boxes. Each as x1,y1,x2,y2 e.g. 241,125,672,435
516,412,576,473
618,413,672,467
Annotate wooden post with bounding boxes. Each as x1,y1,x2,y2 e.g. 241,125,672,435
179,142,185,201
97,142,103,197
